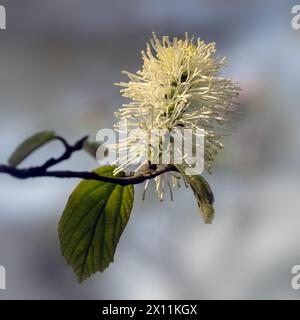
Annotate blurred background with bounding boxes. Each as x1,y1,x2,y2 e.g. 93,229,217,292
0,0,299,299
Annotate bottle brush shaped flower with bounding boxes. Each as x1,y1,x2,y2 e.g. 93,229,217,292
112,33,240,223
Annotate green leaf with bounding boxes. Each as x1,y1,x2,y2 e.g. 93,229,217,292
176,165,214,224
186,175,214,224
83,140,100,159
8,131,56,167
58,165,134,283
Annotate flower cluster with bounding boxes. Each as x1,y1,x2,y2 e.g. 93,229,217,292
112,33,240,200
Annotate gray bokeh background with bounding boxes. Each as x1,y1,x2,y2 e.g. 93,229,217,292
0,0,300,299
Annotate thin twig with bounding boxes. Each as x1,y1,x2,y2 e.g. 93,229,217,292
0,136,176,186
0,165,175,186
40,135,88,170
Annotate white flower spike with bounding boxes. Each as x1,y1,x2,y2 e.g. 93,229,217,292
112,33,240,200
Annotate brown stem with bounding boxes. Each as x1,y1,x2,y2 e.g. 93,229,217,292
0,136,176,186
